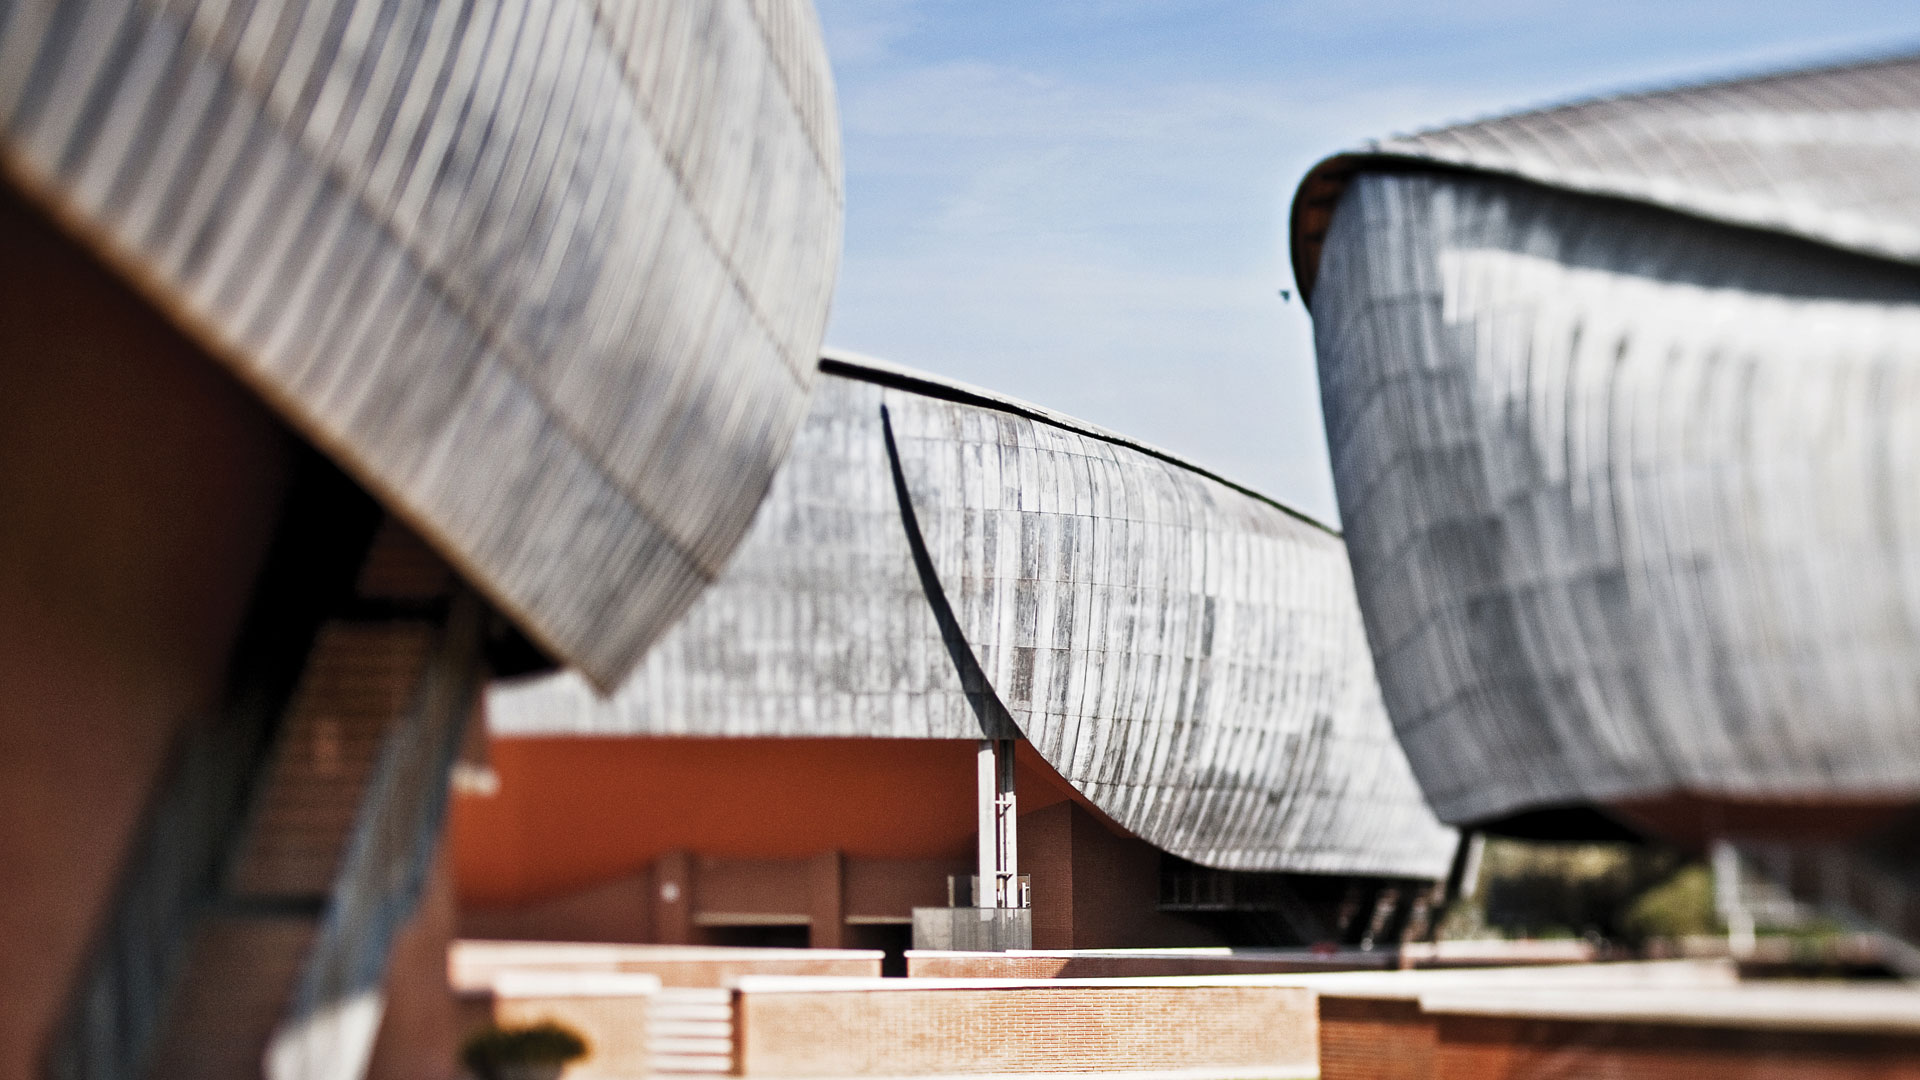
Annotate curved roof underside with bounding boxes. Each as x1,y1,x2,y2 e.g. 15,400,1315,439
1293,52,1920,300
0,0,843,688
1314,166,1920,826
494,355,1457,878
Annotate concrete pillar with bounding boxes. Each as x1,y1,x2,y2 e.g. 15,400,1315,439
976,740,1018,907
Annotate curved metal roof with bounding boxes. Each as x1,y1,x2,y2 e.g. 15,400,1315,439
0,0,843,688
494,354,1456,877
1293,52,1920,300
1312,153,1920,827
492,370,982,740
882,374,1455,876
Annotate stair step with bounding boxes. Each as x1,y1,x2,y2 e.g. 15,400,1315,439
650,1056,733,1075
648,999,729,1014
655,989,731,1001
650,1037,733,1055
650,1020,731,1038
649,989,735,1073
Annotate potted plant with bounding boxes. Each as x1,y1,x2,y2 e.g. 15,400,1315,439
460,1020,590,1080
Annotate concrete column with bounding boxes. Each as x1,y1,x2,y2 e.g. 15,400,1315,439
1712,840,1756,955
976,741,996,906
994,740,1018,906
975,740,1018,907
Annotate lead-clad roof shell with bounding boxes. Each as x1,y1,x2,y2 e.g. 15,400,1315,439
1297,53,1920,826
494,355,1457,878
1294,53,1920,299
0,0,844,687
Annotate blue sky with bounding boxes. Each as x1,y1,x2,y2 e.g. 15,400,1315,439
812,1,1920,523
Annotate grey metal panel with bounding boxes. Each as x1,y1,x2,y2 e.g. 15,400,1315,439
490,372,983,739
1313,168,1920,825
0,0,843,688
495,358,1456,878
880,381,1457,878
1337,53,1920,269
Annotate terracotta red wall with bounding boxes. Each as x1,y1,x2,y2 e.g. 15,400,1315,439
453,737,1100,909
0,184,292,1080
1022,800,1223,950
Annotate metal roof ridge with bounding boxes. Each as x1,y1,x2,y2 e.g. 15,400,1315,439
817,348,1342,538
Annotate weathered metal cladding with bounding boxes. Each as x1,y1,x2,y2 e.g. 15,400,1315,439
882,386,1458,877
1313,169,1920,825
490,373,983,739
1296,53,1920,291
0,0,844,688
495,358,1456,878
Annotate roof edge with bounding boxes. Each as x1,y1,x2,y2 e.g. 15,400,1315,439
1288,149,1920,310
1287,153,1365,307
818,347,1341,538
1289,47,1920,307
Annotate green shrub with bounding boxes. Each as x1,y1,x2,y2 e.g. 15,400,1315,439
1623,864,1720,941
461,1020,589,1078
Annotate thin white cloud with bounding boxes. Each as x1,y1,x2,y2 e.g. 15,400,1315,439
815,1,1920,524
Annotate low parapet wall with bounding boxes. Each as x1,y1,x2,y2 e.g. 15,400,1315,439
453,940,884,990
731,975,1319,1078
906,948,1395,979
905,941,1599,980
1290,961,1920,1080
459,971,658,1080
1301,960,1737,1080
1423,985,1920,1080
449,958,1919,1080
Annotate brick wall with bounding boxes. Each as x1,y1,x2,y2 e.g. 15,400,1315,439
1435,1014,1920,1080
1319,997,1432,1080
464,971,658,1080
1314,970,1917,1080
733,980,1317,1077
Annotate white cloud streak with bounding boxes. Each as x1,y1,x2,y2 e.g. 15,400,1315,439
815,1,1920,523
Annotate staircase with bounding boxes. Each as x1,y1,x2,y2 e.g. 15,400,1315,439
648,988,733,1076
